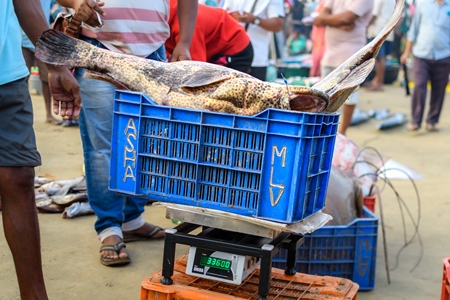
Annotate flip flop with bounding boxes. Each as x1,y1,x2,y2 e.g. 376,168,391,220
407,123,420,132
426,124,439,132
100,241,131,266
366,85,384,92
46,118,62,125
123,226,165,243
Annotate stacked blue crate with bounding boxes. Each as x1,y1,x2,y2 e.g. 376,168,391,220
272,207,379,290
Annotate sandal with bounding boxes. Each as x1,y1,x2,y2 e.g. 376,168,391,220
123,225,165,243
426,124,439,132
407,123,420,131
100,241,131,266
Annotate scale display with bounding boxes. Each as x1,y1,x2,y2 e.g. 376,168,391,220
186,247,260,285
200,256,232,271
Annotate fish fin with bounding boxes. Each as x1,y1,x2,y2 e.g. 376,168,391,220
83,71,129,90
325,59,376,112
181,70,233,88
35,29,94,68
208,78,248,107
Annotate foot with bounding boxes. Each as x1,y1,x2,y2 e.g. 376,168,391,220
426,124,438,132
366,85,384,92
100,235,129,264
407,123,420,131
122,223,165,243
61,119,79,127
46,117,62,125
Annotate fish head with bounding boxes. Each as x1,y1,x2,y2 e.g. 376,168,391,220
278,85,329,112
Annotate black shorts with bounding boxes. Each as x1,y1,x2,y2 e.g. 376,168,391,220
0,78,41,167
210,42,254,74
226,42,254,74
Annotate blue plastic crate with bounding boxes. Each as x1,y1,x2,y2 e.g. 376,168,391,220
272,207,379,290
109,90,339,223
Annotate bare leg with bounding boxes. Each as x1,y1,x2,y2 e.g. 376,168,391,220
374,56,386,89
368,57,386,91
338,104,356,136
0,166,48,300
42,82,53,122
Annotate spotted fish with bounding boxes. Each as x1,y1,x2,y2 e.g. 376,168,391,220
313,0,405,112
35,31,328,116
35,0,403,115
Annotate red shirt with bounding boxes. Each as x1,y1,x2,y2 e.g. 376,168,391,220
166,0,250,62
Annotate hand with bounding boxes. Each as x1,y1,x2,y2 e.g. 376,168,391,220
400,52,409,65
47,66,82,117
169,43,191,62
74,0,105,27
229,11,255,24
338,23,355,31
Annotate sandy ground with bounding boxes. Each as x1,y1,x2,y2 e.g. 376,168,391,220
0,84,449,299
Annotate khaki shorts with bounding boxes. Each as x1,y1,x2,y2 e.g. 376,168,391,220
22,47,49,83
321,65,359,105
0,78,41,167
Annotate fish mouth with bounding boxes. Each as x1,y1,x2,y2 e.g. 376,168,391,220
289,94,328,112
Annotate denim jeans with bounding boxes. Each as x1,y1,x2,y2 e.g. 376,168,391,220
74,37,167,241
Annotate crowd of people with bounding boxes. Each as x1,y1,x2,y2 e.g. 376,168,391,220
1,0,449,298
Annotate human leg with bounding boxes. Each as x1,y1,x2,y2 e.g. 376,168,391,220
426,56,450,127
0,167,48,299
119,46,168,241
368,56,386,90
0,79,47,299
368,41,391,91
410,56,430,127
338,90,358,136
75,68,129,263
21,47,34,82
36,59,61,124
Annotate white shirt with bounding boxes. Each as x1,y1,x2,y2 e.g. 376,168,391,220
222,0,285,67
367,0,395,41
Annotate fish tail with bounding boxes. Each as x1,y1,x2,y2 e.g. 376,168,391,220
35,29,98,69
370,0,405,55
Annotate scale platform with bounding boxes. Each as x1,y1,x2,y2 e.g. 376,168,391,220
160,205,311,300
163,203,331,238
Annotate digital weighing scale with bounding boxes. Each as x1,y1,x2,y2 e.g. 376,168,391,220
160,206,304,300
186,247,260,284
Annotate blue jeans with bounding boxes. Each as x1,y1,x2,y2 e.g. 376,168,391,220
74,37,167,241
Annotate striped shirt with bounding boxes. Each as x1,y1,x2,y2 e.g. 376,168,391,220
81,0,170,57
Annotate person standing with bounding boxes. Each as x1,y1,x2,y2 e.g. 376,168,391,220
166,0,253,73
366,0,395,92
55,0,197,266
401,0,450,132
313,0,373,136
308,0,326,77
21,0,63,125
1,0,81,298
222,0,285,81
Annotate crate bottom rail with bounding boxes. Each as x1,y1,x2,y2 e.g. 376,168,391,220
161,222,304,300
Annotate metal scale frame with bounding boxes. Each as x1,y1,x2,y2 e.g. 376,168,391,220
160,206,304,300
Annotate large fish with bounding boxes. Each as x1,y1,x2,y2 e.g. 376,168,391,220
35,0,403,115
314,0,404,112
35,33,328,116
